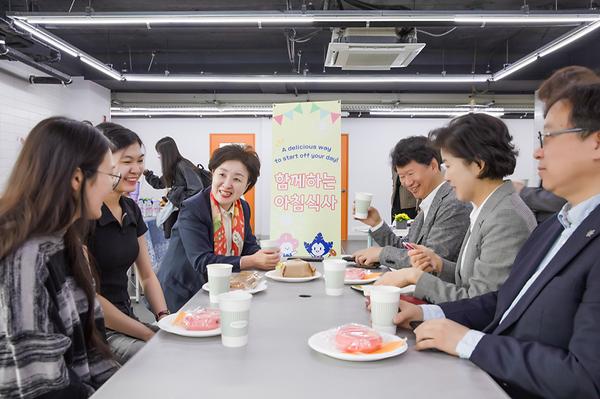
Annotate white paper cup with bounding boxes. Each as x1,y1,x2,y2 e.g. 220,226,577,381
259,239,283,267
323,259,347,296
354,192,373,219
370,285,401,334
207,263,233,305
218,291,252,347
259,239,280,251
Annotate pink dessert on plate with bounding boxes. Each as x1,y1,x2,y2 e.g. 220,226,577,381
345,267,367,280
182,308,220,331
334,324,383,353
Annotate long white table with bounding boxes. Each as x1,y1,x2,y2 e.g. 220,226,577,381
92,264,509,399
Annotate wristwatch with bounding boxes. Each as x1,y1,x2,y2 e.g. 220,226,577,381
155,309,171,321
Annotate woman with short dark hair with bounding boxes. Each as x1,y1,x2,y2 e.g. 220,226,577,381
375,114,537,303
158,144,279,311
143,136,209,238
0,117,117,397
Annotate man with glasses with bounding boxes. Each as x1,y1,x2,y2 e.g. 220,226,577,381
394,83,600,398
515,66,600,223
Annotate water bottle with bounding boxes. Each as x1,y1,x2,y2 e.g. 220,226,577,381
153,199,161,217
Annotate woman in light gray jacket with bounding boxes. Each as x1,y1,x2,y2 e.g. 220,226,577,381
375,114,537,304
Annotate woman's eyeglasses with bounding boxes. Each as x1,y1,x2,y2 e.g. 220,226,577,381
96,170,122,190
537,127,587,148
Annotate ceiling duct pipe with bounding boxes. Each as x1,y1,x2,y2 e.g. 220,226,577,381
0,41,72,84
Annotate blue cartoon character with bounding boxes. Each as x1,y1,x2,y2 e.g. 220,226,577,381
304,233,334,257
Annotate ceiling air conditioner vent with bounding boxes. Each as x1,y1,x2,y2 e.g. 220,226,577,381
325,28,425,71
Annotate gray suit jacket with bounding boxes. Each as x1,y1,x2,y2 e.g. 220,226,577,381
371,181,471,269
414,181,537,304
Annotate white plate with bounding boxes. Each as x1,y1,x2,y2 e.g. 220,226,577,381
202,279,268,294
157,313,221,337
308,327,408,361
265,269,322,283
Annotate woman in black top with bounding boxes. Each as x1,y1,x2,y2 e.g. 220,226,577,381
88,123,169,365
0,117,117,398
143,136,209,238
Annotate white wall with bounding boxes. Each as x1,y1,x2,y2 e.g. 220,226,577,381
0,61,111,191
113,115,537,239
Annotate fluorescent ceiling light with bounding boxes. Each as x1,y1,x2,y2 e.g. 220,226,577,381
110,107,350,117
493,20,600,81
122,74,490,84
454,15,600,24
11,12,599,26
370,107,507,117
80,57,122,80
111,105,520,118
13,19,78,57
539,20,600,56
111,111,273,116
9,12,600,85
111,106,272,113
13,19,122,80
371,111,505,117
493,55,539,81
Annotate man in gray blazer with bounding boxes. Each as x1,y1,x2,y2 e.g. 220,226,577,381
353,136,471,269
378,115,537,304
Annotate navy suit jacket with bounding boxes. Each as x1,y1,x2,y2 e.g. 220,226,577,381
440,204,600,399
157,188,260,311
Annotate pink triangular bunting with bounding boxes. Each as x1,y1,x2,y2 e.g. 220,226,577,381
274,114,284,125
330,112,341,123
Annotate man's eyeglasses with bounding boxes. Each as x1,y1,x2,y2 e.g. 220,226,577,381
537,127,588,148
96,170,122,190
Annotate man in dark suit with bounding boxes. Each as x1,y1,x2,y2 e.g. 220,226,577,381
515,65,600,223
394,83,600,398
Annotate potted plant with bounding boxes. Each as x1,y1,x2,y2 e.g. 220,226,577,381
394,213,410,229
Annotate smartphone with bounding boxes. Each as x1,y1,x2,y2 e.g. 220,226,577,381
402,242,416,251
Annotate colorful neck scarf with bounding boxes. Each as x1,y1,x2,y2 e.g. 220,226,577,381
210,191,245,256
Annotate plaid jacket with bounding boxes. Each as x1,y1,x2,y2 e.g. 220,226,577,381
0,236,117,398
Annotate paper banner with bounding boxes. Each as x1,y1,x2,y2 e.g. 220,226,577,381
270,101,342,257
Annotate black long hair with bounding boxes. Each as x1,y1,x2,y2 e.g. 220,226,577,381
0,117,113,358
155,136,184,186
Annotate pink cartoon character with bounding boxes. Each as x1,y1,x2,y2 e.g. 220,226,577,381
276,233,299,257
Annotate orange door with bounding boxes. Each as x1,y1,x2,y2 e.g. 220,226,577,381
341,134,349,241
209,134,256,232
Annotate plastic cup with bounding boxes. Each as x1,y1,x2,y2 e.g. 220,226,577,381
370,285,401,334
323,259,347,296
354,192,373,219
218,291,252,348
207,263,233,305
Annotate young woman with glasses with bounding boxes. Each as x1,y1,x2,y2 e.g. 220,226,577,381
0,117,117,397
86,122,169,365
